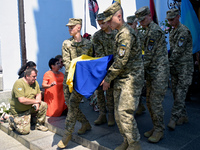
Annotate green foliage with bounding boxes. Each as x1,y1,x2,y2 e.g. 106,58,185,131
160,20,173,34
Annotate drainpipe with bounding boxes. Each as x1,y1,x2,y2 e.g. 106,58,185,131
18,0,27,65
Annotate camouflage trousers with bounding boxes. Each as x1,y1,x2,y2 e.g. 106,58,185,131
114,87,141,144
63,82,71,105
64,89,89,136
9,101,47,135
170,72,193,121
146,73,168,132
96,88,114,115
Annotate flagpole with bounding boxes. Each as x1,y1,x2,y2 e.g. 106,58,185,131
84,0,86,34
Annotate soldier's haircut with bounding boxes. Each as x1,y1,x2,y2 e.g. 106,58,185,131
114,8,124,19
24,67,38,77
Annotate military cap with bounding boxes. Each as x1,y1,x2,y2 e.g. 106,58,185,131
166,9,179,19
135,6,150,22
66,18,82,26
103,2,121,22
127,15,137,24
97,13,105,21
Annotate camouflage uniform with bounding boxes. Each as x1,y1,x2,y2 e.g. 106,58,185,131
93,25,116,118
62,19,93,136
169,23,193,121
10,78,47,135
127,15,146,116
135,6,169,134
104,3,144,145
108,23,144,144
142,21,169,132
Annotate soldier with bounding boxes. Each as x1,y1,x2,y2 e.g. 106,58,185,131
166,9,194,130
57,18,93,148
135,6,169,143
9,67,48,135
127,15,146,115
93,13,116,126
102,2,144,150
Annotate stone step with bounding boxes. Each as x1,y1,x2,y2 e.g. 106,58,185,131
45,116,114,150
0,122,90,150
0,130,29,150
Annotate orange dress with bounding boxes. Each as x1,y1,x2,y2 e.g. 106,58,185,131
43,70,67,117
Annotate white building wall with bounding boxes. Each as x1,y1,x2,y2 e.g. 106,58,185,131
0,1,21,90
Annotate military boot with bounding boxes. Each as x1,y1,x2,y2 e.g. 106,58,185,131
136,104,146,115
94,114,107,125
176,117,188,125
108,113,115,126
144,129,154,138
167,119,176,130
57,134,72,149
78,122,91,135
148,131,164,143
114,141,128,150
127,142,141,150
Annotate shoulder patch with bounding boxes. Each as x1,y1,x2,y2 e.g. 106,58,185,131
18,88,22,91
178,37,184,47
118,44,126,57
148,39,155,51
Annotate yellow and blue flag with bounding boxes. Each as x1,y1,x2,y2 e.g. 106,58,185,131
112,0,121,4
181,0,200,54
67,55,113,98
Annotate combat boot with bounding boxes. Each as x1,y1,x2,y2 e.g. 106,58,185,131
136,104,146,115
167,119,176,130
144,129,154,138
127,142,141,150
8,116,15,131
148,131,164,143
57,134,72,148
176,117,188,125
94,114,107,125
114,141,128,150
108,113,115,126
78,122,91,135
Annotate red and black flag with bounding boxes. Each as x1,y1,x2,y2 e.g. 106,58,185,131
88,0,99,28
150,0,158,24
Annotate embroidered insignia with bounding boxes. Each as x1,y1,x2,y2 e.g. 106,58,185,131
18,88,22,91
147,39,155,51
118,44,126,57
178,37,184,47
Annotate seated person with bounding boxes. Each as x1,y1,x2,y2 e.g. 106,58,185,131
42,58,67,117
9,67,48,135
18,61,36,78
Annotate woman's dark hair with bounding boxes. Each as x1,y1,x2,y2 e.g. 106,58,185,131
49,58,59,69
18,61,36,76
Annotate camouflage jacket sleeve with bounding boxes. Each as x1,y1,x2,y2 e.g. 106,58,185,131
169,24,192,65
93,30,105,57
104,25,133,83
62,39,72,73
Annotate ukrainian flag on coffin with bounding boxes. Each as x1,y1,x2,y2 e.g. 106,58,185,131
67,55,113,98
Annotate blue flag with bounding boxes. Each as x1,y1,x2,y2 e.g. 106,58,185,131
181,0,200,54
88,0,99,28
74,55,113,98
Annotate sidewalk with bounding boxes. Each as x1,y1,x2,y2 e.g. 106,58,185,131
46,88,200,150
1,88,200,150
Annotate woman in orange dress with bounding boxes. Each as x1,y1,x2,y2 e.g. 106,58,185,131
42,58,67,117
